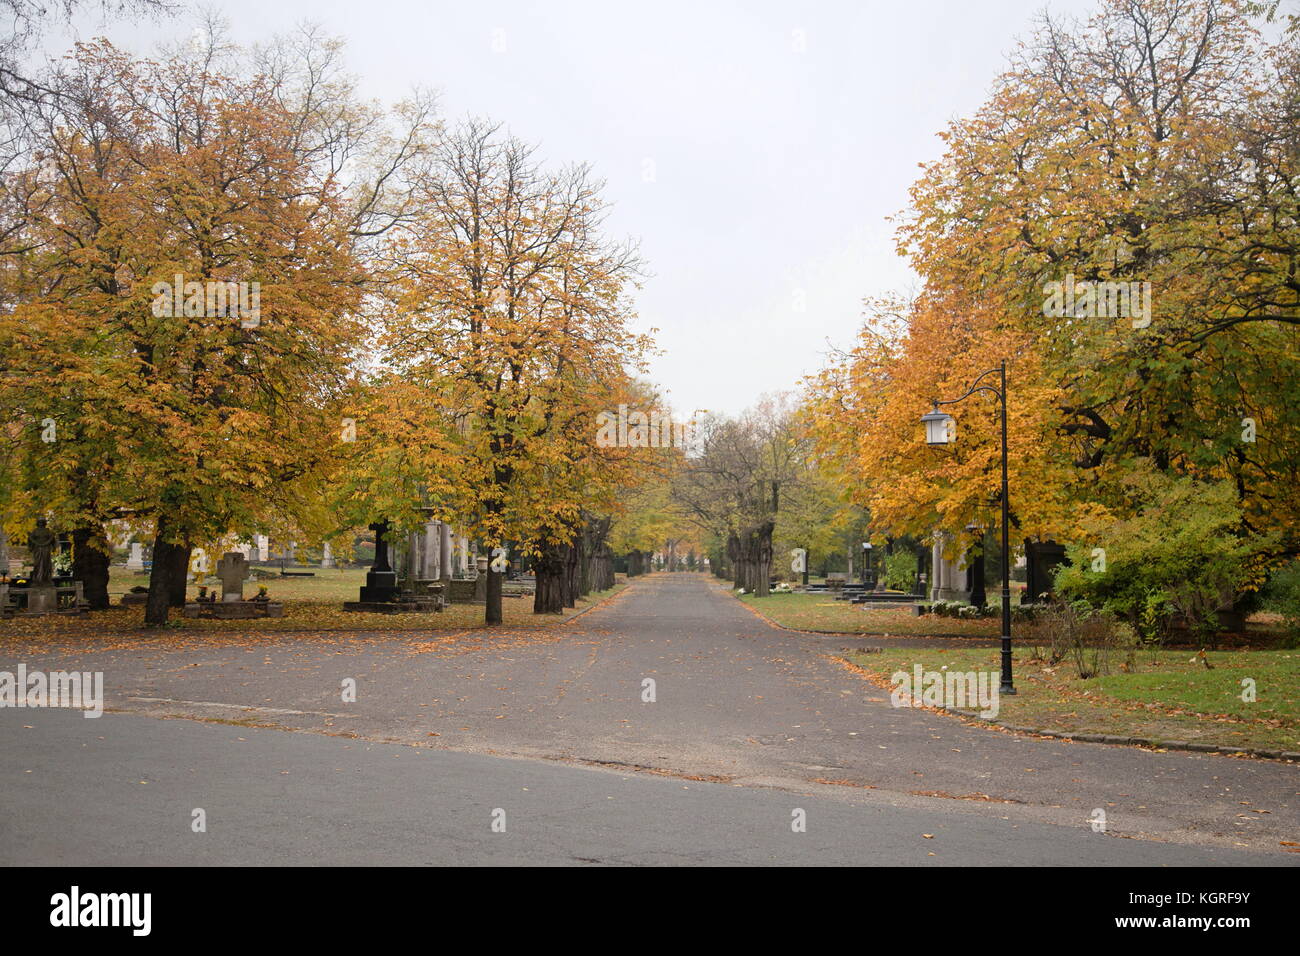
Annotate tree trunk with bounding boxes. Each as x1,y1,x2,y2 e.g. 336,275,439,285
597,544,614,590
533,543,567,614
563,541,579,607
71,526,111,610
145,524,189,626
167,543,190,606
735,521,774,596
485,567,503,624
578,527,593,597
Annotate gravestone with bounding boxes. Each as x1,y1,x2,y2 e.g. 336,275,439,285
216,552,248,602
126,542,145,570
343,519,443,614
439,522,452,580
473,555,488,603
26,518,57,613
930,533,970,602
256,535,269,562
321,542,334,568
1024,540,1068,603
358,521,400,602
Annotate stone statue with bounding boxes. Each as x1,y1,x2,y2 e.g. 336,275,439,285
28,518,56,586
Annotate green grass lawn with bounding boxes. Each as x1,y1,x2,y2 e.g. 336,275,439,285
736,590,998,637
840,645,1300,753
112,565,365,603
1,567,626,637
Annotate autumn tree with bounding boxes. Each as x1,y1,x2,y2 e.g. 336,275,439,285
672,397,808,596
805,0,1300,615
0,31,430,621
378,119,650,623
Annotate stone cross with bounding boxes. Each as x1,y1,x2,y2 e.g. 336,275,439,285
216,552,249,602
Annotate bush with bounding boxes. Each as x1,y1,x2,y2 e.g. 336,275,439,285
1011,604,1036,624
881,550,918,591
1023,599,1133,678
1053,468,1272,647
1261,561,1300,642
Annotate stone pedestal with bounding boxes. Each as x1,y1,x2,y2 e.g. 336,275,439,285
359,569,400,602
26,586,57,614
184,601,284,619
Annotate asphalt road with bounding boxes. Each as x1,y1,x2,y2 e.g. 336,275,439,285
2,573,1297,864
1,707,1285,866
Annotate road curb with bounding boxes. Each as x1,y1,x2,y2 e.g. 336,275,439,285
724,588,993,642
941,713,1300,763
559,581,634,625
830,653,1300,764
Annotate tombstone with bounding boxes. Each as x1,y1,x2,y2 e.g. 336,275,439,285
967,540,987,608
256,535,269,562
423,521,440,580
456,535,470,577
440,523,453,580
930,533,970,602
216,552,249,602
126,542,145,570
236,541,252,560
321,542,334,568
1024,540,1068,603
405,529,421,584
358,521,400,602
473,554,489,603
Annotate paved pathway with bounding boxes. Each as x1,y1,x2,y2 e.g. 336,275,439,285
2,708,1279,866
3,573,1297,862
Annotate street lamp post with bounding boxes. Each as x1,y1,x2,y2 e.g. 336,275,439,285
920,360,1016,695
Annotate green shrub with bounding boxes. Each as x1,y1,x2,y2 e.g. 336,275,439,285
881,550,918,591
1054,468,1272,647
1262,561,1300,640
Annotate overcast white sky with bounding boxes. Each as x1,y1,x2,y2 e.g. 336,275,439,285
50,0,1102,416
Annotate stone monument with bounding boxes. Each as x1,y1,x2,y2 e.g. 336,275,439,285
359,521,400,602
26,518,57,614
216,551,248,602
343,519,443,614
